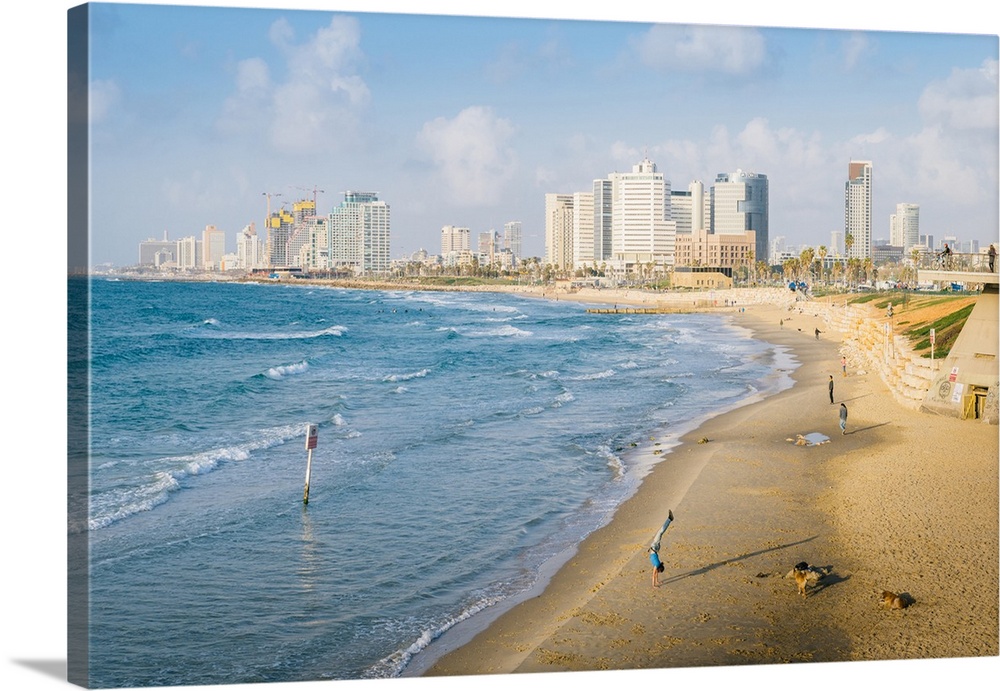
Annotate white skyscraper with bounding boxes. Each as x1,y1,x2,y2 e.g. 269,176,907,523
545,193,575,272
890,203,919,250
503,221,523,261
572,191,595,270
236,222,265,270
845,160,873,259
441,225,471,256
609,157,674,273
329,191,391,274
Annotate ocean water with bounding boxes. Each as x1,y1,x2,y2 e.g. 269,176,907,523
80,279,794,688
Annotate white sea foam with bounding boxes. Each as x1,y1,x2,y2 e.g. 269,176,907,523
383,368,430,382
568,369,615,381
265,361,309,380
464,325,532,338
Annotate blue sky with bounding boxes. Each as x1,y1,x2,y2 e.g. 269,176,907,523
76,1,998,266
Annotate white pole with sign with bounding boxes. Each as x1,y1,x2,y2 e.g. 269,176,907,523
303,423,318,505
930,328,935,367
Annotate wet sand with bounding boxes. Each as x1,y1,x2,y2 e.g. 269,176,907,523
421,297,998,685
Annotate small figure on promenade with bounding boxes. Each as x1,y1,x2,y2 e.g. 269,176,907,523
815,327,821,340
989,244,996,272
841,356,847,376
780,319,784,329
649,509,674,588
940,243,952,269
839,403,848,434
829,375,835,404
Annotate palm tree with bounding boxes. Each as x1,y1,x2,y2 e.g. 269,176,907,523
800,247,815,284
845,233,854,258
817,245,828,285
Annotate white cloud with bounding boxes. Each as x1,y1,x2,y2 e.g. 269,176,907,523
632,24,767,74
841,32,872,70
216,16,370,153
89,79,121,124
919,58,1000,131
417,106,518,206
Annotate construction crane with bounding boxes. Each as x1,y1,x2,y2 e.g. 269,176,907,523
261,191,283,224
294,185,325,208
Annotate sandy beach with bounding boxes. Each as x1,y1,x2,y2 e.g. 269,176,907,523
420,290,999,680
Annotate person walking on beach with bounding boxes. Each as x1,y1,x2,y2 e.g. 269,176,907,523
829,375,835,404
839,403,848,434
815,327,821,340
841,356,847,376
649,509,674,587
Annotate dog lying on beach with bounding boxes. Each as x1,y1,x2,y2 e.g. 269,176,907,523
880,590,911,610
787,561,829,597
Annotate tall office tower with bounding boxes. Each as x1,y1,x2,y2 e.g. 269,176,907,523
572,191,595,270
285,199,318,268
670,189,692,235
545,193,575,272
267,207,295,267
890,203,919,250
830,230,844,257
328,191,391,274
845,160,873,259
689,180,707,233
441,225,471,256
711,169,768,262
202,224,226,270
236,223,265,270
592,178,613,263
503,221,523,262
176,235,200,270
609,157,674,272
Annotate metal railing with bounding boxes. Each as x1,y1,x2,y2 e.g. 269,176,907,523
915,250,997,273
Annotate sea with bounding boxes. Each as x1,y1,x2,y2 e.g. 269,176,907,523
77,278,796,688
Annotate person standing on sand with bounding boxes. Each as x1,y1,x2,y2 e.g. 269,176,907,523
841,356,847,376
829,375,835,404
839,403,848,434
815,327,821,340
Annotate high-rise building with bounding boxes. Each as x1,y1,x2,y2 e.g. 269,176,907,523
503,221,522,262
670,180,709,236
266,207,295,267
441,225,470,256
328,191,391,274
592,178,613,264
545,193,575,272
830,230,844,257
711,170,768,263
176,236,200,270
202,224,226,270
890,203,919,250
236,223,265,270
572,191,595,270
845,160,873,259
609,157,674,273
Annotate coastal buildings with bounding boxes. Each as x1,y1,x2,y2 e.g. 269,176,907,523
609,157,675,274
711,170,768,263
545,193,575,273
845,160,873,260
328,191,391,275
503,221,523,262
202,224,226,270
890,203,920,251
236,223,265,270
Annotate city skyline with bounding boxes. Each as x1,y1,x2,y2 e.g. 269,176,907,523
77,1,998,268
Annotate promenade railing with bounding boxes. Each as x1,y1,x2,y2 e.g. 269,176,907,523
915,250,997,274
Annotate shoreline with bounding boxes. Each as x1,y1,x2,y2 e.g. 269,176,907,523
418,295,998,678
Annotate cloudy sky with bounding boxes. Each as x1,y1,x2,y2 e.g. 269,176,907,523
75,1,998,267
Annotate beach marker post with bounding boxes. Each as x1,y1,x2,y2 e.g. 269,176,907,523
930,328,936,365
303,423,318,505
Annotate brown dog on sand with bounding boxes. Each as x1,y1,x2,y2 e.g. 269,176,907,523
881,590,910,609
788,561,827,597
